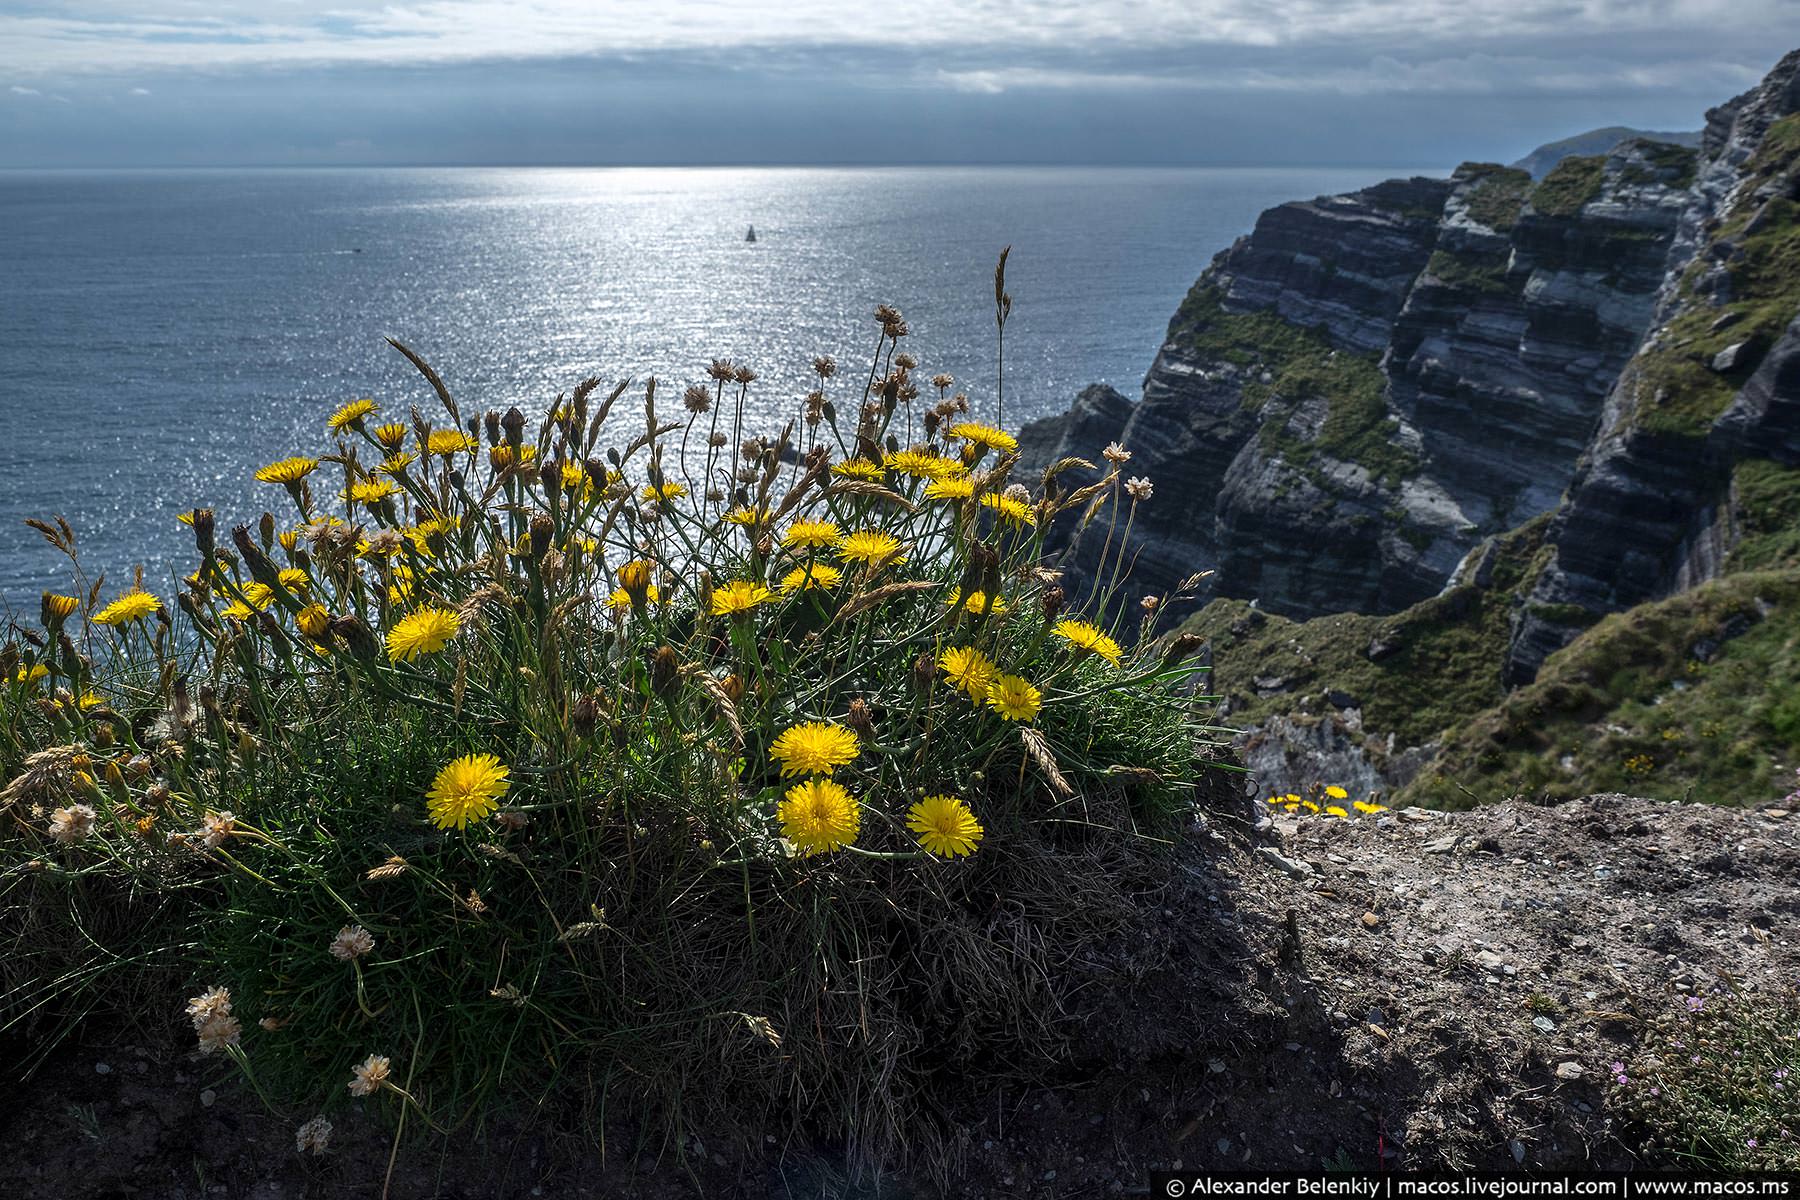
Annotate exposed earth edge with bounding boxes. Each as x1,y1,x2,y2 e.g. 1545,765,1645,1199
4,793,1794,1198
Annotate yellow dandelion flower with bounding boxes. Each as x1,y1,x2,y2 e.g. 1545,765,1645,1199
296,604,331,640
13,663,49,688
769,721,860,778
277,568,309,592
378,451,417,475
372,422,409,451
255,457,319,486
237,582,276,611
725,505,768,526
424,429,476,456
945,422,1018,453
946,588,1007,615
777,778,860,855
924,477,976,502
709,580,772,616
885,449,964,480
94,591,161,625
985,674,1042,722
346,478,400,505
980,492,1037,527
327,398,377,432
836,529,906,567
1051,618,1122,666
426,753,509,831
778,563,842,593
607,584,661,610
906,794,984,858
781,519,841,549
640,481,688,503
1324,805,1349,819
1284,793,1301,804
385,606,460,662
937,645,996,701
1354,800,1388,814
176,510,198,526
1301,800,1321,814
1324,785,1349,800
219,601,255,623
42,593,80,621
830,458,884,482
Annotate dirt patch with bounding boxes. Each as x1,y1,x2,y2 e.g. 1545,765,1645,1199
4,793,1793,1197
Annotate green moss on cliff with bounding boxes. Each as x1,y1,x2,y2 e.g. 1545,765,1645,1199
1462,166,1533,232
1403,570,1800,808
1172,284,1418,485
1425,248,1515,295
1184,517,1551,752
1530,155,1607,217
1620,141,1699,188
1730,459,1800,572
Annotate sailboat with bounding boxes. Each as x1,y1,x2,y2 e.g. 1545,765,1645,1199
746,225,757,243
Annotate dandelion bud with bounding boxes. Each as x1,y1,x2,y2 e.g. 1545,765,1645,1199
0,644,16,679
191,509,216,558
258,511,276,548
484,410,501,445
178,592,214,635
501,406,526,449
232,525,282,587
1041,586,1066,621
649,646,680,697
846,698,875,738
721,673,745,703
103,760,129,803
910,652,935,694
40,591,78,629
571,692,599,737
1161,633,1205,666
448,469,466,492
527,515,554,560
924,411,940,438
618,559,653,608
696,571,714,616
329,616,379,660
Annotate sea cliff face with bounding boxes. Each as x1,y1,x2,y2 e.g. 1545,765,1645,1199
1023,142,1695,623
1506,50,1800,681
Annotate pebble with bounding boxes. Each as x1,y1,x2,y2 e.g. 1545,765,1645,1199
200,1088,218,1107
94,1062,112,1075
1217,1139,1233,1155
1554,1062,1583,1080
1361,912,1381,928
1511,1140,1526,1164
1256,847,1313,880
1532,1016,1557,1033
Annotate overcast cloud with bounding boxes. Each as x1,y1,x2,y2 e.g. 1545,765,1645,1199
2,0,1795,166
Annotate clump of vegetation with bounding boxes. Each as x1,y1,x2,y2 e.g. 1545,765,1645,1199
1168,285,1417,487
1528,154,1607,218
0,281,1225,1174
1632,114,1800,439
1457,164,1533,232
1404,568,1800,808
1424,248,1515,296
1613,987,1800,1171
1185,516,1550,756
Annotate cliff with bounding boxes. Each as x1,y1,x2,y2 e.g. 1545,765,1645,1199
1026,48,1800,806
1511,125,1701,179
1024,143,1694,623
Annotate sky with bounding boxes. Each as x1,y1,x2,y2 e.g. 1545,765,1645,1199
2,1,1797,167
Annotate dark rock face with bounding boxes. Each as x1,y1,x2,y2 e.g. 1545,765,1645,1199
1506,49,1800,683
1029,146,1691,623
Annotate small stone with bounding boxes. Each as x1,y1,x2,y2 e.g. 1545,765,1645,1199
1361,912,1381,928
1217,1139,1233,1155
1044,1170,1057,1182
1554,1062,1583,1080
1532,1016,1557,1033
1710,311,1743,334
94,1062,112,1075
1765,809,1790,820
1510,1140,1526,1164
1256,847,1313,880
1423,836,1459,855
1711,341,1752,373
200,1088,218,1107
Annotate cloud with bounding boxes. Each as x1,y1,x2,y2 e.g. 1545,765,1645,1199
1,0,1794,94
128,85,150,95
10,84,42,95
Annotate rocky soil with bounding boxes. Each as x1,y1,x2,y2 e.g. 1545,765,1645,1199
6,792,1793,1198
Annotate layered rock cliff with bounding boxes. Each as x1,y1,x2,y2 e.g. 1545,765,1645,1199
1023,142,1695,623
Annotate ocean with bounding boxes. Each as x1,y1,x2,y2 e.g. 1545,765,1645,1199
0,165,1439,611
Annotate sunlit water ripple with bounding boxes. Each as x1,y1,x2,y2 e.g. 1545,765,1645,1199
0,165,1439,612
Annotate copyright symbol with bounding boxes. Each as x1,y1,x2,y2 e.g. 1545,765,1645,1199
1167,1182,1186,1198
